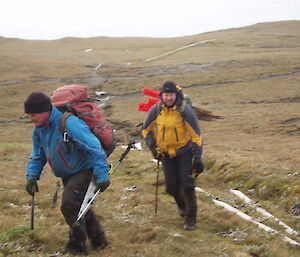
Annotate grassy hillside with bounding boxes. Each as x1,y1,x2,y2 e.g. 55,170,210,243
0,20,299,256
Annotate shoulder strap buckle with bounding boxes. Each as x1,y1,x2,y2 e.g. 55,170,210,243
59,112,75,153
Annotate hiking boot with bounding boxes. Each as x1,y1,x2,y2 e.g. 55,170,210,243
62,241,88,255
63,221,88,255
182,188,197,231
183,223,196,230
184,216,196,230
90,233,110,250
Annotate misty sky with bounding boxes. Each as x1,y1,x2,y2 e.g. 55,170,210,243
1,0,299,39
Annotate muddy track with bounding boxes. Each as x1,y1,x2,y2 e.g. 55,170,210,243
1,63,299,126
96,70,300,104
185,71,300,90
1,61,300,91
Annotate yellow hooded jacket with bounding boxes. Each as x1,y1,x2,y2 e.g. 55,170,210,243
142,102,202,159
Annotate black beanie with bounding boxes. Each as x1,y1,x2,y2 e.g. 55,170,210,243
161,81,177,93
24,92,52,113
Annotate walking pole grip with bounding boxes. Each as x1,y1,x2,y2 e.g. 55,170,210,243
119,141,136,163
108,140,135,176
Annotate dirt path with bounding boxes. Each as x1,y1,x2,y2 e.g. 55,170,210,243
1,63,299,126
1,62,300,91
93,69,300,104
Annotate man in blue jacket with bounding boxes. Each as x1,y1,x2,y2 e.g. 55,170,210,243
24,92,110,255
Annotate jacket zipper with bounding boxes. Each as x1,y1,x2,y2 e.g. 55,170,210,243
57,147,71,170
174,128,179,142
162,127,165,141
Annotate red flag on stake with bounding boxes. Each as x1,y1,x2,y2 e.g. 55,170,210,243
138,88,161,112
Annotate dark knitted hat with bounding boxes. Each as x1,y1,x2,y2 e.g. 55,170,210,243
161,81,177,93
24,92,52,113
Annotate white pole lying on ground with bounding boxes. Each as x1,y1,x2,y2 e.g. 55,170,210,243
144,39,216,62
195,187,299,246
213,199,299,246
230,189,299,237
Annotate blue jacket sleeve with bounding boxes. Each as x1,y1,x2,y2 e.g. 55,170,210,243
66,116,110,183
26,130,47,180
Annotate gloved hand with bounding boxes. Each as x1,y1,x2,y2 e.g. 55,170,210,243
150,147,165,161
26,179,39,195
95,180,110,193
192,160,205,177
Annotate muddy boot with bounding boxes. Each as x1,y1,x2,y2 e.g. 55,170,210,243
63,241,88,256
174,191,185,217
63,222,88,255
182,188,197,231
86,209,109,250
90,232,110,250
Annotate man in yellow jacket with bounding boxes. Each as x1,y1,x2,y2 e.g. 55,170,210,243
142,81,204,230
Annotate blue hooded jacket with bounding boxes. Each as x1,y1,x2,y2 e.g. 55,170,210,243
26,106,109,183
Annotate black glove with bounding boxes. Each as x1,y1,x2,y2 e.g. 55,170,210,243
150,146,165,161
26,179,39,195
193,160,204,176
95,180,110,193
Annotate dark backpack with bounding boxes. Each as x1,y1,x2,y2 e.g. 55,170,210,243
50,84,116,156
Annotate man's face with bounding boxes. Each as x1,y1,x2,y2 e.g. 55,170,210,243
28,111,50,127
162,92,177,107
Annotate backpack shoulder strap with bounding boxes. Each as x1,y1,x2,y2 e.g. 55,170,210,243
59,112,73,135
154,102,162,120
59,112,75,153
178,100,187,120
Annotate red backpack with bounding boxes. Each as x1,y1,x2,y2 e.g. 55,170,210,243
50,85,116,156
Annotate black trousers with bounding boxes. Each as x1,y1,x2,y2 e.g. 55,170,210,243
162,151,197,223
61,169,105,246
162,150,195,195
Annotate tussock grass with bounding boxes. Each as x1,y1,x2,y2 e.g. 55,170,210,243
0,225,46,257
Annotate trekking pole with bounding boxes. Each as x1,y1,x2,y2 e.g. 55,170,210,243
75,141,136,222
108,140,136,177
31,190,35,230
155,160,160,216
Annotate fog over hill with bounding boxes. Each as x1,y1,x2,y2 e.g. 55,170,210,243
1,0,299,39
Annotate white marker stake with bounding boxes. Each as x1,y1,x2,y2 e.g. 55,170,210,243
230,189,299,237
